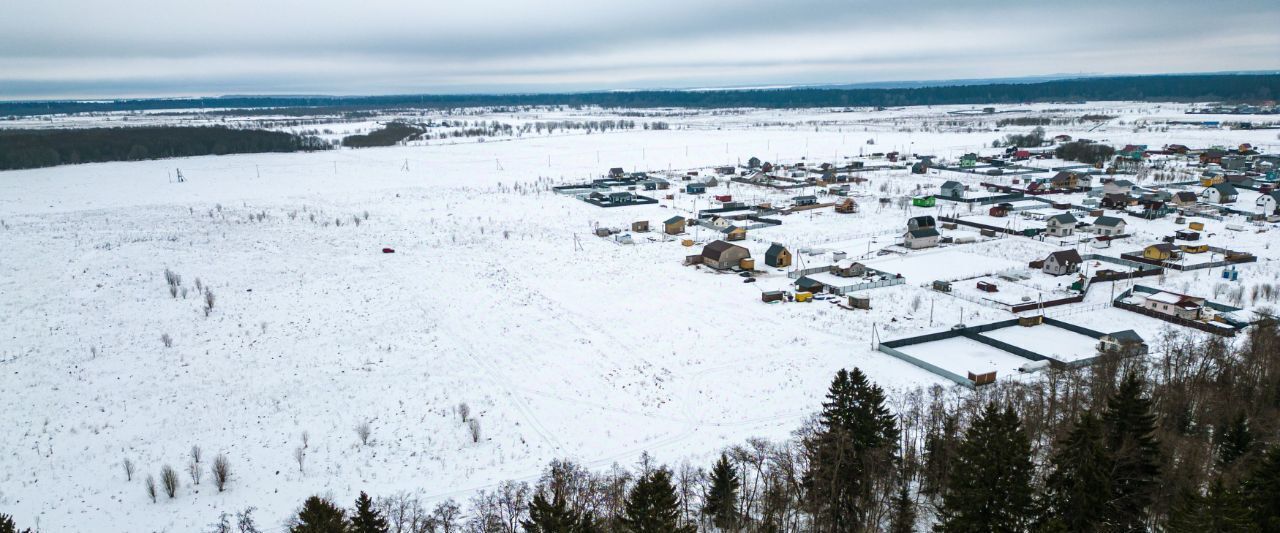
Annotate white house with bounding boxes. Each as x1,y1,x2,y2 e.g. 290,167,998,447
1201,182,1239,204
1142,291,1206,320
903,228,940,249
1041,249,1083,276
1258,191,1280,216
1090,215,1127,236
1045,213,1078,237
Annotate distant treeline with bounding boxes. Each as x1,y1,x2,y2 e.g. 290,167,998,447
341,122,423,148
0,126,329,170
2,74,1278,117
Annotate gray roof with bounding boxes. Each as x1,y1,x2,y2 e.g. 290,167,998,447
1210,182,1238,195
766,243,788,260
702,240,746,260
1107,329,1145,344
941,180,964,190
1047,213,1077,225
1093,216,1125,228
908,228,941,239
1047,249,1083,265
664,216,685,224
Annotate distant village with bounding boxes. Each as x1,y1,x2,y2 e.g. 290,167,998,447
558,136,1278,388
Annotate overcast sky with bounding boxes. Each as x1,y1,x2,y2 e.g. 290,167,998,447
2,0,1278,100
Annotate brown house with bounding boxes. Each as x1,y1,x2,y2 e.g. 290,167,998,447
701,240,751,270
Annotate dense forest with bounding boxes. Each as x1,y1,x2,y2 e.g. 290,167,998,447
2,74,1277,117
341,122,424,148
8,322,1269,532
0,126,329,170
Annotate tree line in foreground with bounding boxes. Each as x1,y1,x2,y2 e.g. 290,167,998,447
3,322,1278,533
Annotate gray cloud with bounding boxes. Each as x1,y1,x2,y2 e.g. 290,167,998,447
1,0,1277,99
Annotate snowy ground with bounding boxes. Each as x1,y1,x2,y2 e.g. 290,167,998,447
2,102,1279,532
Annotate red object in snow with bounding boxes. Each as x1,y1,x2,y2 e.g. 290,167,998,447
714,194,732,202
382,248,396,254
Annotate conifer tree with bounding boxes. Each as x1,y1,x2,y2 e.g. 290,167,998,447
1101,373,1161,532
805,368,900,532
702,453,740,530
936,403,1036,533
1042,411,1111,531
1241,445,1280,532
1215,412,1254,468
619,468,694,533
1166,479,1255,533
349,491,388,533
291,496,348,533
523,485,597,533
887,484,917,533
0,514,32,533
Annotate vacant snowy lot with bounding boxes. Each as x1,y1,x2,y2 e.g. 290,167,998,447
2,103,1278,531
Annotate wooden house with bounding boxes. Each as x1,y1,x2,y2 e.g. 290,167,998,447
1170,191,1199,207
1041,249,1083,276
761,290,785,303
1143,243,1180,261
1098,330,1149,356
631,220,650,233
835,198,858,213
832,259,867,277
701,240,751,270
1200,149,1225,165
764,243,792,268
663,216,686,235
720,226,747,241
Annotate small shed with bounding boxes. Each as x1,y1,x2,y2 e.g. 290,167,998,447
720,226,747,241
912,195,936,207
765,243,793,268
761,290,785,303
976,281,998,293
848,295,871,310
631,220,650,233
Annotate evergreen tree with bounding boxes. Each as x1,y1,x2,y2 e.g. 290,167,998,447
1041,411,1111,531
888,484,917,533
936,403,1036,533
702,453,740,530
1216,412,1254,467
291,496,348,533
523,486,597,533
1101,373,1161,532
805,368,900,532
0,514,32,533
1167,479,1255,533
349,492,388,533
619,468,694,533
1241,445,1280,532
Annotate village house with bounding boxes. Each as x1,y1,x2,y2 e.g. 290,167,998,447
1102,179,1135,196
720,226,747,241
686,183,706,194
904,227,941,249
832,259,867,277
1257,191,1280,216
1044,213,1078,237
792,195,818,206
907,215,936,232
1090,215,1126,236
1101,193,1136,209
708,217,732,230
764,243,792,268
1170,191,1199,207
1098,330,1149,356
1200,149,1226,166
1142,291,1206,320
631,220,649,233
700,240,751,270
663,216,686,235
1049,171,1082,189
1143,243,1180,261
1201,182,1238,204
1040,249,1083,276
940,181,965,199
835,198,858,213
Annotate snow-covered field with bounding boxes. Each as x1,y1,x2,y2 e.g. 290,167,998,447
2,102,1279,531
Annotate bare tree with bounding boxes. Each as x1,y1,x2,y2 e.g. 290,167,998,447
294,446,306,474
468,418,482,443
123,458,135,481
146,474,158,503
356,420,372,445
190,445,203,465
161,465,179,498
212,454,231,492
161,333,173,348
457,402,471,422
301,431,310,450
204,289,216,317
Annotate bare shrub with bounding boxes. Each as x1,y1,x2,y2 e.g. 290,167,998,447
123,458,135,481
146,475,157,503
294,446,306,473
160,465,179,498
190,445,202,465
468,418,482,443
164,268,182,298
356,420,372,445
301,431,310,449
212,455,231,492
204,289,216,317
457,402,471,422
161,333,173,348
188,459,202,485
